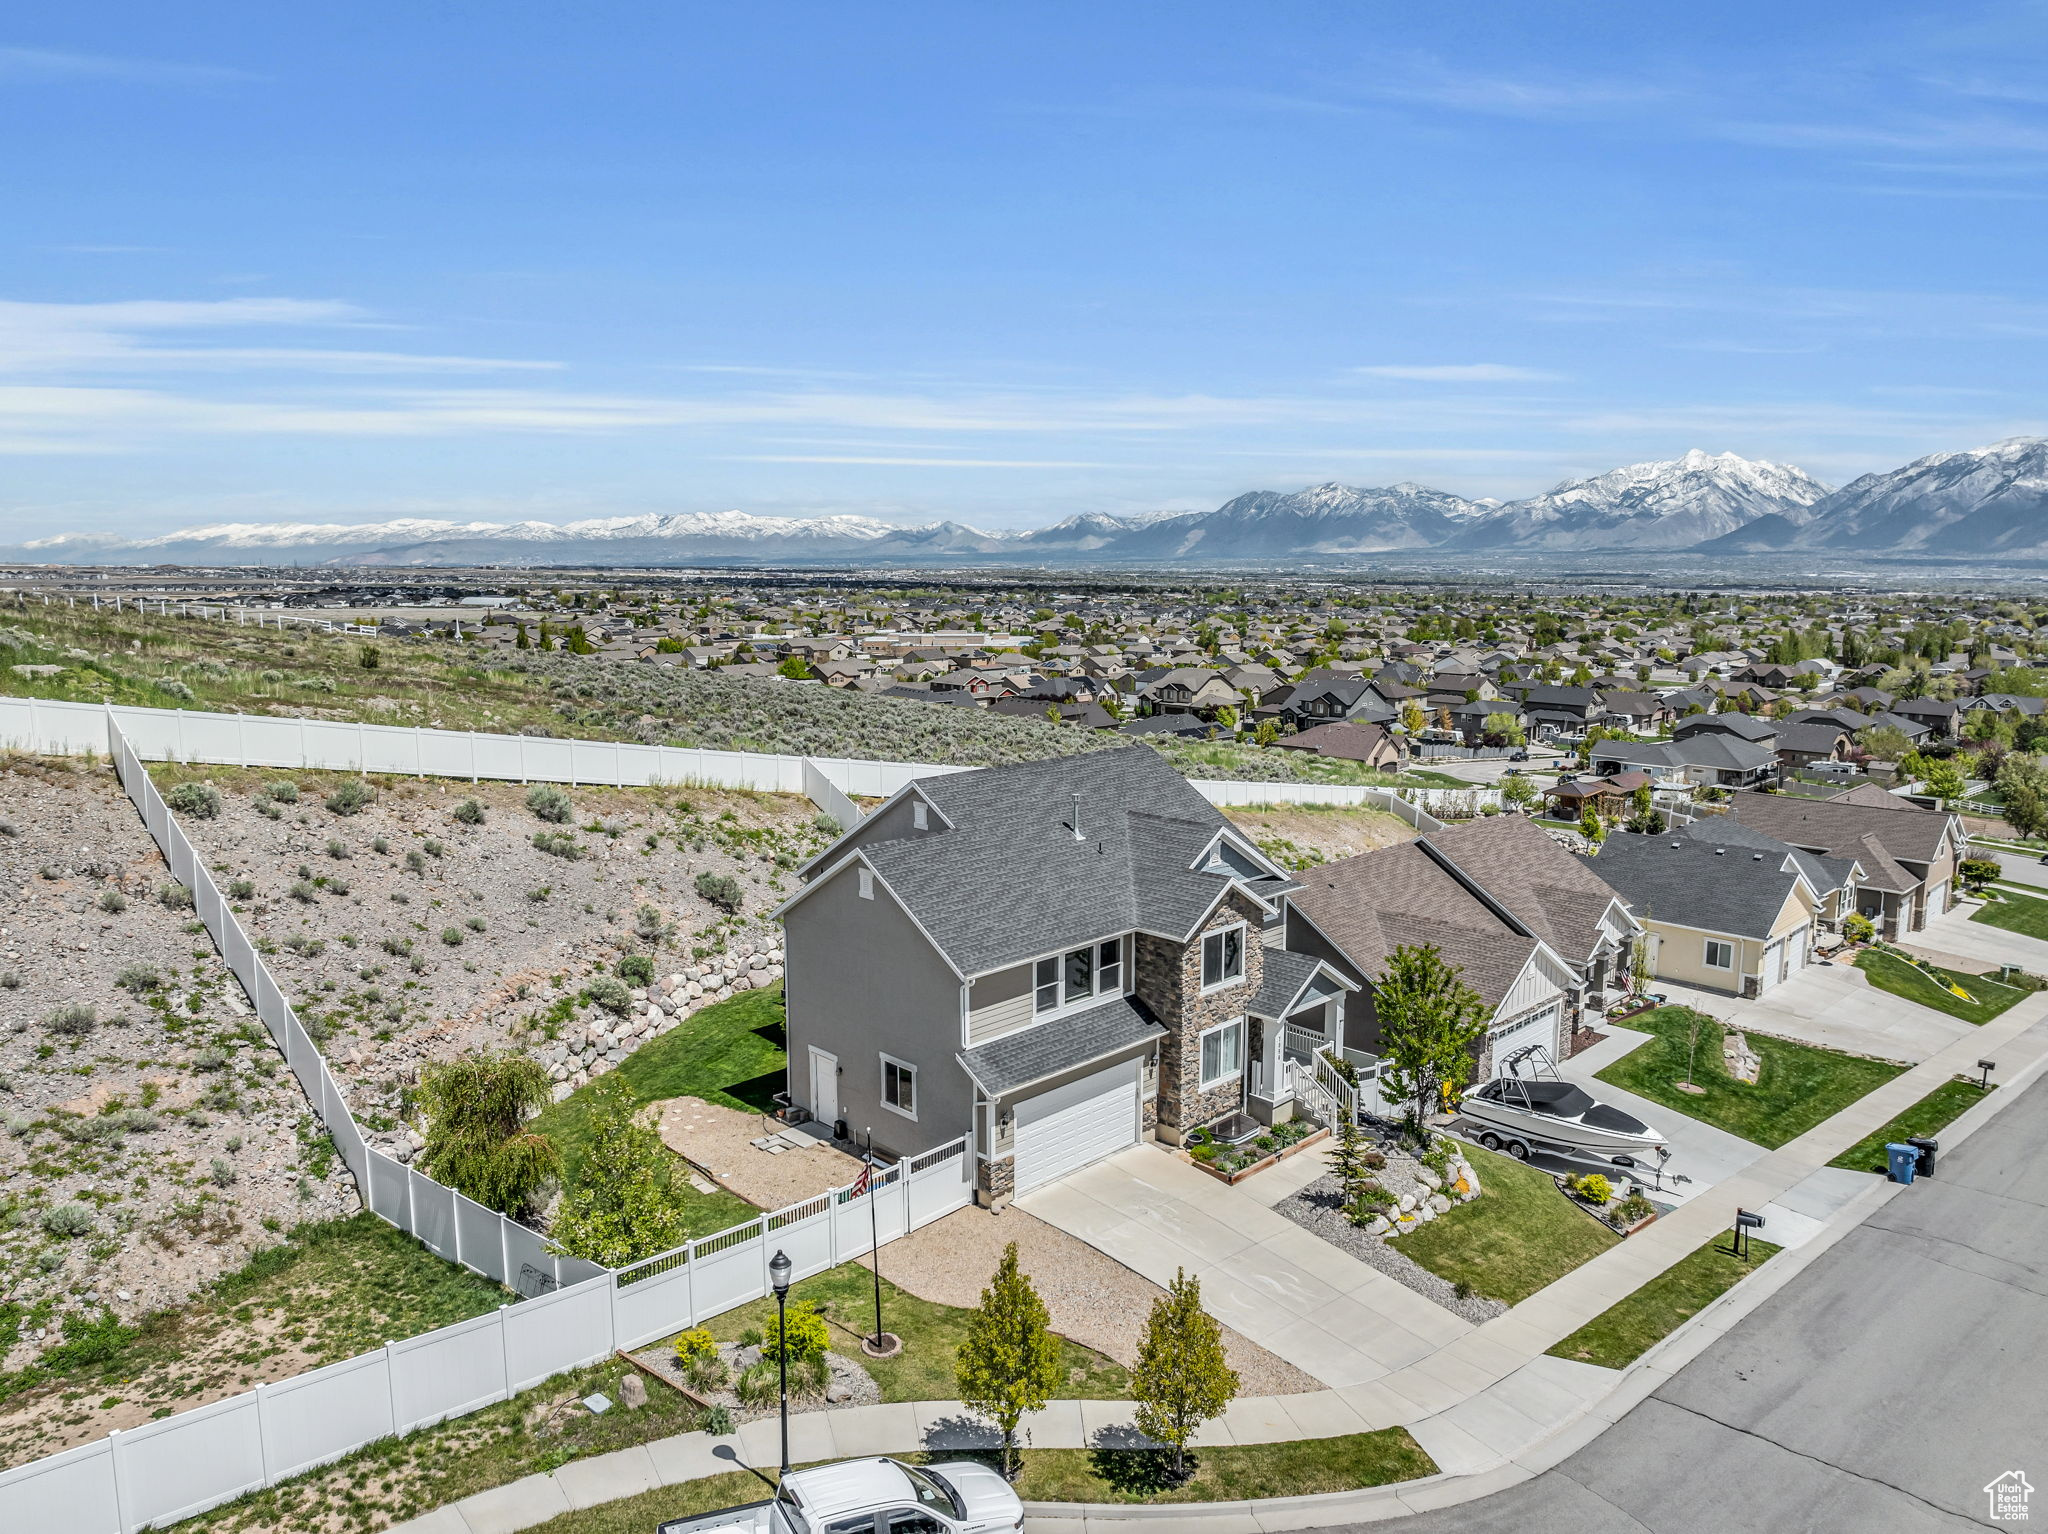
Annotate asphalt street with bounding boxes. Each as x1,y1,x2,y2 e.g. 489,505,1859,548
1327,1068,2048,1533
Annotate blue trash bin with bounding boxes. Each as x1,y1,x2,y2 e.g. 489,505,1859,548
1885,1142,1918,1184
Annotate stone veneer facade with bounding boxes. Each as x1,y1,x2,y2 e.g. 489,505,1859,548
1136,891,1263,1143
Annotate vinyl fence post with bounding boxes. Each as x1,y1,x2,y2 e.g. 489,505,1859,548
254,1382,275,1483
384,1340,401,1435
108,1428,133,1534
498,1306,513,1402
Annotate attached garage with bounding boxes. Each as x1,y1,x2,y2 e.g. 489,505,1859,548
1013,1058,1141,1194
1487,1001,1561,1062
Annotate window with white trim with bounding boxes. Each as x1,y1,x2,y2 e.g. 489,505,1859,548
1704,939,1734,969
1201,926,1245,990
1198,1018,1244,1088
881,1054,917,1118
857,868,874,900
912,801,928,830
1034,940,1124,1014
1096,938,1121,995
1033,956,1060,1013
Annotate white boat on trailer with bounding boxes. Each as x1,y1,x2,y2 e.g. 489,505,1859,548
1459,1044,1666,1162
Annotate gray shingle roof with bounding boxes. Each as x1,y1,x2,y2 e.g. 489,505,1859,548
854,746,1273,976
1420,814,1627,966
1592,832,1806,940
1726,786,1955,880
1673,816,1858,894
1250,948,1354,1019
957,995,1164,1097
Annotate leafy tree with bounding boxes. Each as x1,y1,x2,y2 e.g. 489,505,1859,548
1500,774,1537,811
1481,711,1525,746
1373,944,1490,1130
955,1242,1062,1480
777,655,813,680
551,1075,691,1266
1960,857,2000,892
1856,724,1913,762
565,625,595,655
1919,758,1967,803
1399,700,1427,736
1253,718,1279,747
1579,806,1606,844
415,1053,559,1217
1214,704,1239,732
1132,1270,1240,1480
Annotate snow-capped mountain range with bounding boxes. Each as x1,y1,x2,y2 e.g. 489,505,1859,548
12,439,2048,565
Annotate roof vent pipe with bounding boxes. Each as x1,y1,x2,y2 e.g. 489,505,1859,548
1071,791,1085,842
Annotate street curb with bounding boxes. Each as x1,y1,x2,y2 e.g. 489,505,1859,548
1020,1020,2048,1529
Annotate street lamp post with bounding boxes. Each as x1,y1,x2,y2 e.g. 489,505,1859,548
769,1248,792,1477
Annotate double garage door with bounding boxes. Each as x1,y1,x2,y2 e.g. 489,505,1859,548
1014,1059,1140,1195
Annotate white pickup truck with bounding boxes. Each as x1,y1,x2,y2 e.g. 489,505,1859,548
657,1457,1025,1534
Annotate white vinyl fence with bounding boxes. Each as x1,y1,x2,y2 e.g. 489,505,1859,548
0,713,972,1534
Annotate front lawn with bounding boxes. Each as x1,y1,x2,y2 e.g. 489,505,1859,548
1393,1143,1618,1305
682,1259,1129,1403
1595,1006,1905,1149
1972,887,2048,942
1827,1078,1994,1173
1545,1233,1782,1370
1854,950,2027,1026
514,1431,1440,1531
529,985,786,1238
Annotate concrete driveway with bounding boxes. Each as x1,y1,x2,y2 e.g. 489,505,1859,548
1017,1144,1473,1390
1658,961,1971,1065
1907,898,2048,974
1551,1027,1766,1204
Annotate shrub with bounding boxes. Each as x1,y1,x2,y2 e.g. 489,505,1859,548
325,779,374,816
700,1404,734,1437
372,836,390,854
289,880,318,903
265,779,300,803
465,914,486,933
228,877,255,900
694,872,744,913
423,837,445,858
453,798,485,825
674,1327,718,1361
159,882,194,910
760,1300,831,1363
0,972,16,990
634,903,671,944
47,1004,96,1037
115,965,161,994
1613,1193,1655,1225
210,1156,238,1187
441,926,465,947
98,888,128,914
617,953,655,987
584,975,631,1014
1570,1173,1613,1205
325,838,350,859
166,781,223,819
733,1361,780,1409
532,831,584,860
41,1203,94,1238
193,1045,230,1071
526,784,574,823
326,876,351,897
1844,911,1876,944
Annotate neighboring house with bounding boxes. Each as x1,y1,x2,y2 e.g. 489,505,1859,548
1672,712,1778,748
1723,783,1966,937
777,748,1304,1206
1596,822,1859,997
1283,815,1638,1082
1591,734,1779,790
1599,691,1674,733
1146,667,1243,718
1276,679,1398,733
1774,722,1853,772
1891,696,1960,741
1272,720,1405,770
1512,685,1605,740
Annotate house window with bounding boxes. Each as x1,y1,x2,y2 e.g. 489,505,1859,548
1704,939,1735,970
1034,956,1060,1012
1064,946,1095,1003
1201,927,1245,990
1097,938,1122,994
1199,1019,1244,1088
857,868,874,900
912,800,928,830
881,1055,916,1119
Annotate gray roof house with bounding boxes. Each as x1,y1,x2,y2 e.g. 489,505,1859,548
776,747,1348,1207
1591,733,1779,790
1724,783,1966,938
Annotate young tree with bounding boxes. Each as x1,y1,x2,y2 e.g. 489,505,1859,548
1579,806,1606,845
1327,1103,1374,1218
1399,699,1427,736
550,1076,690,1267
1374,944,1490,1131
1500,774,1537,812
416,1053,559,1217
1132,1270,1240,1481
777,655,813,680
1253,718,1279,748
1919,757,1967,803
955,1243,1063,1481
1481,711,1525,746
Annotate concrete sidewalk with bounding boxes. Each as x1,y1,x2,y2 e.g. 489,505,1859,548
386,996,2048,1534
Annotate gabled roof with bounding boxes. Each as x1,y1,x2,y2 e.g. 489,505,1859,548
1724,786,1955,884
1250,949,1357,1020
1290,842,1544,1010
1674,815,1860,894
1419,813,1635,966
1673,712,1778,743
1594,830,1816,941
796,746,1289,977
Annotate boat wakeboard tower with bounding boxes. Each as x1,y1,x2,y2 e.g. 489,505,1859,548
1458,1044,1667,1164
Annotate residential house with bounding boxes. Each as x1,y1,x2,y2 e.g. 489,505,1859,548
1773,722,1853,772
1145,667,1244,720
1510,685,1605,741
1275,679,1399,734
776,748,1305,1205
1594,820,1858,996
1891,696,1960,741
1723,783,1965,937
1591,732,1779,790
1599,691,1674,733
1273,720,1405,770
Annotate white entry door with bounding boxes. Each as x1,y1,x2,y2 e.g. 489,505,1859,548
1014,1059,1140,1194
809,1047,838,1127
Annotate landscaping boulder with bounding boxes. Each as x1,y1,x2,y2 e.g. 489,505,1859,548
618,1373,648,1411
1397,1191,1417,1213
1415,1166,1442,1191
1428,1193,1452,1214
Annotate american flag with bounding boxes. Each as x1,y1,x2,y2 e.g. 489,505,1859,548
850,1159,871,1198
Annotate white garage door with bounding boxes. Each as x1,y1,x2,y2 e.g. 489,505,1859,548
1014,1059,1140,1194
1488,1003,1558,1062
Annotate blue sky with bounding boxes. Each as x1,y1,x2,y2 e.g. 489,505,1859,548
3,1,2046,536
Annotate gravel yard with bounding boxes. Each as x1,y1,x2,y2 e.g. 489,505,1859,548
0,756,359,1364
866,1205,1323,1396
656,1098,864,1209
1276,1169,1506,1325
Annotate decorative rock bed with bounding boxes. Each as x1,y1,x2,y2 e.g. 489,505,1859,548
1272,1144,1505,1323
628,1339,881,1422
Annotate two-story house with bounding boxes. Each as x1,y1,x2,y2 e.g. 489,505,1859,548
777,748,1327,1208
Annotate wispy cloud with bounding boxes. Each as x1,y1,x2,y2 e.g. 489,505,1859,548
1350,58,1677,119
0,45,254,87
1352,363,1561,382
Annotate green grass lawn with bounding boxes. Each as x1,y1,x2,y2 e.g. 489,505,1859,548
1595,1006,1905,1149
1828,1078,1994,1173
1854,950,2028,1026
680,1259,1129,1403
1972,887,2048,942
528,985,786,1238
1546,1233,1782,1370
514,1431,1440,1531
1393,1144,1618,1305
